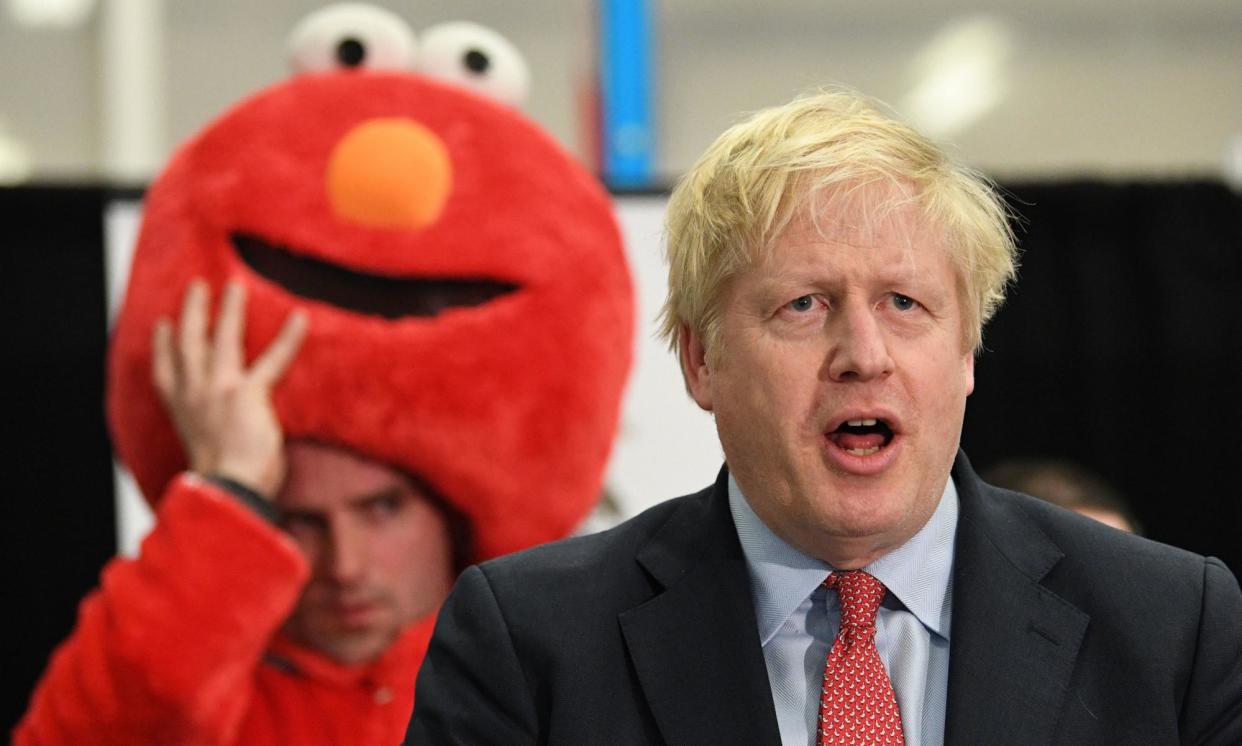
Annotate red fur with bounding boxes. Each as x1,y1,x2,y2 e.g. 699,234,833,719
107,72,635,561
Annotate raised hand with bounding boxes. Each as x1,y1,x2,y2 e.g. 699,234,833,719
152,279,308,497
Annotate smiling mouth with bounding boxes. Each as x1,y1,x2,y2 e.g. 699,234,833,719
826,418,895,457
232,232,518,319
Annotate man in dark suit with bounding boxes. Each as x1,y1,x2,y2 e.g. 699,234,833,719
406,89,1242,745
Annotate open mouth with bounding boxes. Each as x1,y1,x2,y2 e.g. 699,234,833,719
826,418,895,457
232,232,518,319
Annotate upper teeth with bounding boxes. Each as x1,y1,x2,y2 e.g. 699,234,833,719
847,418,878,427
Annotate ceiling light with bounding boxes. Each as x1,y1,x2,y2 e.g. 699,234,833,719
6,0,97,28
0,128,32,184
903,15,1013,140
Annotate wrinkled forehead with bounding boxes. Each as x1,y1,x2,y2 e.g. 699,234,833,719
758,180,952,269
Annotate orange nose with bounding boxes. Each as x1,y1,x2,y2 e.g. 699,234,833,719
326,118,452,229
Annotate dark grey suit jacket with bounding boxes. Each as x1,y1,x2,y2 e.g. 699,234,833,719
407,453,1242,744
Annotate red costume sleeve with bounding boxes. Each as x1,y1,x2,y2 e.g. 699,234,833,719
15,475,309,746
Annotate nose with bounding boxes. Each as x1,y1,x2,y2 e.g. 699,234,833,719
326,118,452,229
825,301,894,382
323,520,368,585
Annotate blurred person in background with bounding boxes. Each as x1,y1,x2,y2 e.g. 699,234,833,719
15,4,635,743
16,283,463,745
983,458,1141,534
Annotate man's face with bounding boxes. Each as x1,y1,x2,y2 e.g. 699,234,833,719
683,192,974,568
277,440,455,665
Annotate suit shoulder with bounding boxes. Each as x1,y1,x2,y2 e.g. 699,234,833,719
984,485,1229,604
472,485,709,597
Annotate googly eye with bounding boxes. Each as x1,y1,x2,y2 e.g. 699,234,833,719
287,3,417,74
418,22,530,107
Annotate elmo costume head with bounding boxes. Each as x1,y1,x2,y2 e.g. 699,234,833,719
108,5,634,563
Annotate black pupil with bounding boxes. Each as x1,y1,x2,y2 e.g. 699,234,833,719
337,38,366,67
464,49,490,74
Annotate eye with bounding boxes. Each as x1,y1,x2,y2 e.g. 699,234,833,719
890,293,919,311
359,490,408,524
281,512,326,539
418,22,530,106
786,295,817,313
287,3,417,74
368,495,400,518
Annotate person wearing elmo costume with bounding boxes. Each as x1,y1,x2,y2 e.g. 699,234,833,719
15,5,633,745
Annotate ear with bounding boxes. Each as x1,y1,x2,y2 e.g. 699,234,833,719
963,349,975,396
680,324,714,412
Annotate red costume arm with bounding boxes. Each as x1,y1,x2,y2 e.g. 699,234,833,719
14,475,309,746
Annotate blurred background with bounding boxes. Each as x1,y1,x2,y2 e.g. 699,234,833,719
4,0,1240,732
2,0,1240,184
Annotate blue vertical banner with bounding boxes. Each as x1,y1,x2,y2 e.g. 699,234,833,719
599,0,654,188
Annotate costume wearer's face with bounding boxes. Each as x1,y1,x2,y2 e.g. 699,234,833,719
276,440,454,665
685,189,974,567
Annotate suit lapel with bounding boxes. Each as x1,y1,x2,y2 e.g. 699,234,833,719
945,453,1089,746
618,470,782,746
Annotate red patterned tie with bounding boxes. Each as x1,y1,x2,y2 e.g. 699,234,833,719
818,571,905,745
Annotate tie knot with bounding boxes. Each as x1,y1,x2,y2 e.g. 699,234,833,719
824,571,885,627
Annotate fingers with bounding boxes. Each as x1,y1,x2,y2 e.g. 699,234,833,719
250,309,309,386
177,279,210,391
151,317,176,402
211,280,246,379
160,277,309,390
151,278,307,490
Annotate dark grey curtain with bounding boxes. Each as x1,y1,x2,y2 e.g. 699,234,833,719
3,186,117,734
965,180,1242,576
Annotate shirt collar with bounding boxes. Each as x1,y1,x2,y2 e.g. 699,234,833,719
728,473,957,646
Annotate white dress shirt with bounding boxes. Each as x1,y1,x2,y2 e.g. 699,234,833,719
728,474,958,746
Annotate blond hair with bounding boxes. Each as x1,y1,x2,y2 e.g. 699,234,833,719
658,88,1017,366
